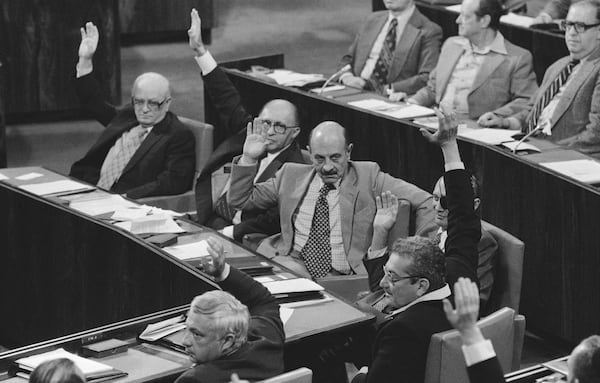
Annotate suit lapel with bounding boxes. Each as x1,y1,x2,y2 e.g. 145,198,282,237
356,13,388,73
552,56,600,125
256,144,297,183
388,22,419,82
437,43,465,102
339,165,359,256
470,53,504,94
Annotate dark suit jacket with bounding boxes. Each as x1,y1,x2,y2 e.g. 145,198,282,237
340,9,442,94
175,267,284,383
353,169,480,383
70,73,195,199
467,356,506,383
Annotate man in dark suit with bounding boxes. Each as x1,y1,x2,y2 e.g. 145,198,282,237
188,9,307,241
349,107,480,383
446,277,600,383
70,22,195,199
175,237,284,383
490,0,600,155
339,0,442,94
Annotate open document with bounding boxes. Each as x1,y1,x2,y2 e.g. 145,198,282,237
19,179,95,196
348,98,435,119
540,159,600,184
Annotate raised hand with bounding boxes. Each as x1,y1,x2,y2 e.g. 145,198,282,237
420,105,458,147
443,277,483,345
188,8,206,56
78,22,99,60
241,118,268,164
373,191,399,232
202,236,227,278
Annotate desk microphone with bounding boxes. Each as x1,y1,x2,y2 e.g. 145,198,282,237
318,64,351,95
512,124,544,153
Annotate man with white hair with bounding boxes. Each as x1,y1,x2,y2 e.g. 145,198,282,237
175,237,285,383
70,22,195,198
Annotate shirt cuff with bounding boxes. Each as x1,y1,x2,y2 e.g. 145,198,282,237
462,339,496,367
76,62,93,78
194,51,218,76
367,246,388,260
221,225,234,239
444,161,465,171
339,72,353,83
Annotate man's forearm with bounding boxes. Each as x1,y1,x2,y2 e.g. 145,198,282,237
76,57,93,78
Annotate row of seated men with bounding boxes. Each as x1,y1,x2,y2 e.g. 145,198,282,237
61,5,599,382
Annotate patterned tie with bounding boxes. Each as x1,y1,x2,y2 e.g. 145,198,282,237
369,18,398,94
300,183,335,279
214,193,237,222
526,60,579,133
97,125,148,189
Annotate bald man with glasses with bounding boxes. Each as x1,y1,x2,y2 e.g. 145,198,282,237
70,22,195,199
489,0,600,155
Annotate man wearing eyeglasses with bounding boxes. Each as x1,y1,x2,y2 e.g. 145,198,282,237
489,0,600,154
69,22,195,199
187,9,307,241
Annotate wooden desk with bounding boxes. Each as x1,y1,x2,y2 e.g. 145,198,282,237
203,65,600,344
0,167,373,365
372,0,568,82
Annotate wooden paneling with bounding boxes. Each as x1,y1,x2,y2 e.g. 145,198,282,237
120,0,214,35
0,0,120,118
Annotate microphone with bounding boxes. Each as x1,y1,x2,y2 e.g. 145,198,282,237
512,124,544,153
319,64,351,95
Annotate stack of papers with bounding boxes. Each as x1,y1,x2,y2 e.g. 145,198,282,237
19,180,95,196
348,99,435,119
458,128,520,145
262,278,324,295
265,70,325,87
501,140,541,153
163,240,209,261
139,315,186,342
15,348,120,376
113,214,184,234
540,159,600,184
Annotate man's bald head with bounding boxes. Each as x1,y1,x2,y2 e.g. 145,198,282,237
130,72,172,128
568,335,600,383
308,121,353,184
257,99,301,153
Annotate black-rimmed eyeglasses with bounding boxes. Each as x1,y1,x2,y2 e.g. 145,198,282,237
131,97,170,111
256,118,297,134
382,265,421,285
559,20,600,33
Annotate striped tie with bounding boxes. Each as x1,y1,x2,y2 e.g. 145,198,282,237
369,18,398,94
526,60,579,133
98,126,148,190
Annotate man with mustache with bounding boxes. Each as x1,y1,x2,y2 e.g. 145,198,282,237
227,120,436,279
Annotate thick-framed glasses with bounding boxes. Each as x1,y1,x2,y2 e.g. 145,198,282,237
131,97,170,111
382,265,420,285
559,20,600,33
256,118,297,134
432,194,448,210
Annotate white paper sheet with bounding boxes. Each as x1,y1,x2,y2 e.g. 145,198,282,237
501,140,541,153
500,13,534,27
0,173,8,180
540,159,600,184
266,69,325,86
279,307,294,324
262,278,325,295
139,315,186,341
114,214,184,234
16,348,113,374
348,99,434,119
69,194,138,216
458,128,520,145
164,240,210,260
15,172,43,181
19,180,94,196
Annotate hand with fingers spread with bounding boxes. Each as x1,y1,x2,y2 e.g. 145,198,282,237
188,8,207,56
240,119,268,165
78,22,99,60
373,191,399,233
420,105,458,147
203,236,229,281
443,277,484,345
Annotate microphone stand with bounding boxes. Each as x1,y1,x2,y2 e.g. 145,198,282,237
318,64,351,96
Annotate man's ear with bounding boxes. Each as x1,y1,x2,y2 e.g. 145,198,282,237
416,278,430,297
473,197,481,211
346,143,354,158
479,14,491,28
219,333,236,355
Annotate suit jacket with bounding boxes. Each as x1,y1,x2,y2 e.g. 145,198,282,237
70,73,195,199
478,227,498,308
228,161,436,275
195,65,252,225
411,35,538,119
467,356,506,383
513,49,600,150
175,267,284,383
353,169,480,383
340,9,442,94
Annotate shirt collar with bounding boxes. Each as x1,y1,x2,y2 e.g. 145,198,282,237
314,173,343,190
385,283,451,319
456,32,507,55
265,143,291,161
387,4,416,25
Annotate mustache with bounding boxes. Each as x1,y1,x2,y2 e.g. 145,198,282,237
320,169,338,176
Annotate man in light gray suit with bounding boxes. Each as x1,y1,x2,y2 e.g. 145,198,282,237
227,121,436,279
339,0,442,95
491,0,600,154
395,0,538,125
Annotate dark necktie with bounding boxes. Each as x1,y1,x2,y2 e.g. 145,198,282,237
214,192,236,222
300,183,335,279
526,60,579,133
369,18,398,94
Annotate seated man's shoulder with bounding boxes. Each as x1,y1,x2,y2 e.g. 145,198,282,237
279,161,311,173
503,39,533,60
176,363,226,383
389,300,449,333
442,36,464,49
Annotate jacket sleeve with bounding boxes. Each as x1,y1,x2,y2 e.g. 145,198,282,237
228,163,281,211
467,357,506,383
391,23,443,95
491,50,538,118
233,207,282,242
74,71,118,127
